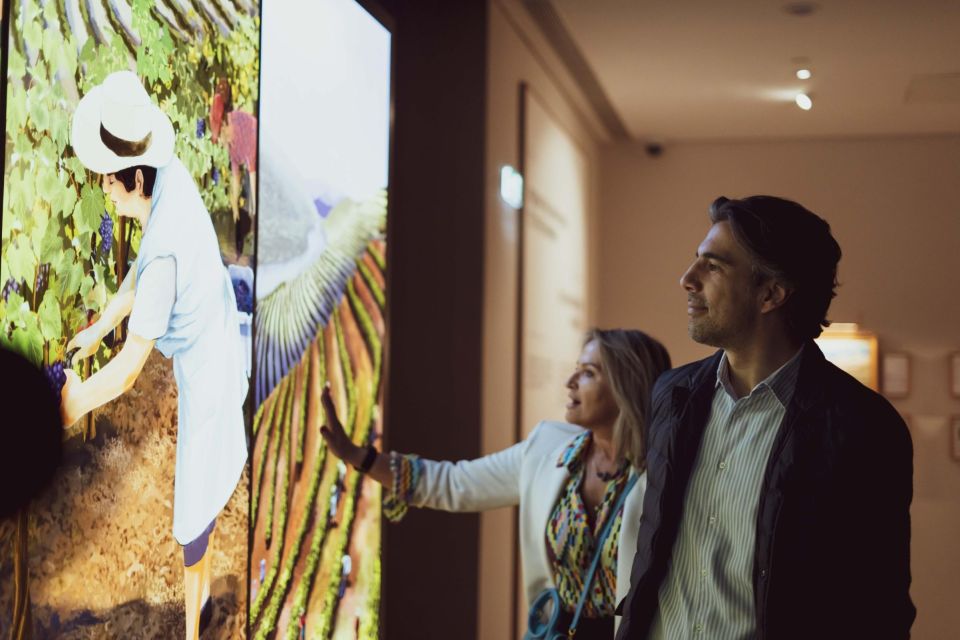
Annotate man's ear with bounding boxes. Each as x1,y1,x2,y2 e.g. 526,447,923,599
135,169,145,197
759,279,792,315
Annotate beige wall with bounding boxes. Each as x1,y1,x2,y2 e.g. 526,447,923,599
598,135,960,639
481,1,605,637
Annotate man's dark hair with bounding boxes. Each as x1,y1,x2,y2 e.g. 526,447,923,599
709,195,841,341
113,165,158,197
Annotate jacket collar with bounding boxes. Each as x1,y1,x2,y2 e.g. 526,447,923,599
679,342,826,407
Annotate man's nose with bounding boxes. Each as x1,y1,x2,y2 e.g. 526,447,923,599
680,264,699,291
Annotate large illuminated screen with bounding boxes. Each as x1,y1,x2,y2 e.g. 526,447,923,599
249,0,390,638
1,0,259,636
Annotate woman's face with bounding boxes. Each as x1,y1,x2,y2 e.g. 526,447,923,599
565,339,619,431
101,172,147,218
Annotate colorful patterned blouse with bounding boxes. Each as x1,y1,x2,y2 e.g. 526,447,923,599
382,432,631,619
546,431,630,618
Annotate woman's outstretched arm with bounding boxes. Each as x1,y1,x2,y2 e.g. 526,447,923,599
65,269,137,361
319,383,526,514
60,332,154,426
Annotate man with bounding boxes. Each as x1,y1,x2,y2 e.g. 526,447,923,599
615,196,914,639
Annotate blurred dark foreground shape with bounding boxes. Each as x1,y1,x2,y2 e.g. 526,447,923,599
1,347,64,640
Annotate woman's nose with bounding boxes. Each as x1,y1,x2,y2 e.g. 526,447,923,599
566,372,577,389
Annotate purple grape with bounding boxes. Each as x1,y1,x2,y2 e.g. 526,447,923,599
196,119,206,139
34,264,50,301
1,278,20,302
100,211,114,256
212,167,220,185
44,360,67,398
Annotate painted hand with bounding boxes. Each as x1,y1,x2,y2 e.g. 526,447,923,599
60,369,83,427
66,325,101,362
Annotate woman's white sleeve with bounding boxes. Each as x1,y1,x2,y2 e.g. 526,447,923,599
409,438,527,513
128,256,176,341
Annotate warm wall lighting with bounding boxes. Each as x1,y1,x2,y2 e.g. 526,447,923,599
795,93,813,110
500,165,524,209
796,68,812,80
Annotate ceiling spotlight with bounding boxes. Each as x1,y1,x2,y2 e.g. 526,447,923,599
796,69,812,80
795,93,813,110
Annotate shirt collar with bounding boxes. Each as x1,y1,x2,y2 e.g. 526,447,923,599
716,344,804,408
556,430,592,472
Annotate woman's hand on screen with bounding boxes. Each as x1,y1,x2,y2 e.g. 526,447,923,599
319,383,361,467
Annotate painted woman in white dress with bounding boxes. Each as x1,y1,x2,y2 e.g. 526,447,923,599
59,71,248,640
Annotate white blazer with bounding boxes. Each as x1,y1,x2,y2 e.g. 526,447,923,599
410,420,646,630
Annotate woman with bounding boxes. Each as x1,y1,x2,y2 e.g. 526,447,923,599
60,71,248,640
320,328,671,638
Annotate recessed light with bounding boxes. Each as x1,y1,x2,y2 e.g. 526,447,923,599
796,69,812,80
795,93,813,110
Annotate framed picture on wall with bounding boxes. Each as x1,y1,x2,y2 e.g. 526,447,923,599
951,416,960,462
950,352,960,398
882,352,911,398
815,324,879,391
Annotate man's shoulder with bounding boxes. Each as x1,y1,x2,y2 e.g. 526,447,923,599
804,352,908,441
652,352,721,397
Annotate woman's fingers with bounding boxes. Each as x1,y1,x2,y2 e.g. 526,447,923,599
320,384,342,431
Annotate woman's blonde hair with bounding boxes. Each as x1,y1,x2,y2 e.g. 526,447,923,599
585,328,671,471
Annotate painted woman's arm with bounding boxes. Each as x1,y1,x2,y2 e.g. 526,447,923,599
66,269,137,360
60,332,154,426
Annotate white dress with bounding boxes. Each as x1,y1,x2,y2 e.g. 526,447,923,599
133,156,248,544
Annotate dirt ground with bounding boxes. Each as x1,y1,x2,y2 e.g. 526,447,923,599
0,349,249,639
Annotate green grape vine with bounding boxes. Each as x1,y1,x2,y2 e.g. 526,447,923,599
1,0,259,380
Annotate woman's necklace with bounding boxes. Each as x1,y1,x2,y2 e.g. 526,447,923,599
591,453,624,482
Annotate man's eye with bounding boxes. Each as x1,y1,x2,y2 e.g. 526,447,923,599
707,262,720,272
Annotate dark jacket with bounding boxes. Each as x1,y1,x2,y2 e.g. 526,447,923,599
615,343,915,639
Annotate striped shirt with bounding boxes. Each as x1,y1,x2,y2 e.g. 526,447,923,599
648,347,803,640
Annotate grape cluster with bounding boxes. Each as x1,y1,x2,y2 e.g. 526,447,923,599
2,278,21,302
44,360,67,399
233,278,253,313
35,263,50,301
196,118,206,139
100,211,114,256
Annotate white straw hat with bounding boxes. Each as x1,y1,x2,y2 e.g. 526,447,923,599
71,70,175,174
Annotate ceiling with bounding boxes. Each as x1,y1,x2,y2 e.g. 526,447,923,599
545,0,960,142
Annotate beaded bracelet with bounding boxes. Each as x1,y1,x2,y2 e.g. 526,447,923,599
383,452,422,522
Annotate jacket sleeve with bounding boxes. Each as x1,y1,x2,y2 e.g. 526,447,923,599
836,401,916,637
616,372,675,639
407,426,532,513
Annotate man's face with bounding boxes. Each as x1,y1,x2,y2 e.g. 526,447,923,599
680,221,763,349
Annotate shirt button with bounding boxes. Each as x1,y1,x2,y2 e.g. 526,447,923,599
718,461,728,470
709,515,717,525
694,623,703,633
701,568,708,577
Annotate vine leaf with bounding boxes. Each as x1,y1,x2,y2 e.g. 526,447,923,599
6,239,37,285
78,185,104,236
38,290,62,342
57,252,84,302
7,49,26,83
9,323,44,367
